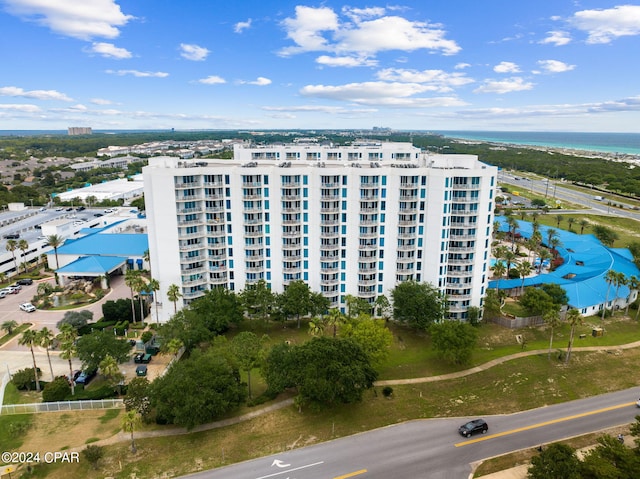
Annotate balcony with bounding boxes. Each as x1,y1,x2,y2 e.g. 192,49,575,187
282,194,301,201
322,181,340,188
243,194,263,200
321,206,340,213
179,242,203,252
283,266,302,274
182,276,206,287
208,252,227,260
396,256,415,263
448,258,474,265
321,230,340,239
244,243,264,250
183,290,206,299
397,232,416,239
203,180,224,187
179,231,204,240
244,229,264,237
320,243,340,251
398,208,417,214
358,265,377,273
358,290,376,298
451,209,477,215
321,218,339,226
450,196,477,203
175,181,201,189
246,265,265,272
359,243,378,251
283,254,301,261
244,218,263,225
358,278,377,286
360,207,378,213
205,205,224,213
176,193,203,202
181,266,206,275
282,230,301,237
281,207,301,214
451,183,480,190
178,206,203,214
210,275,228,285
446,269,473,277
282,181,301,188
449,232,476,240
397,244,416,251
321,194,340,201
282,217,301,225
321,277,340,285
242,181,262,187
204,193,224,201
398,219,417,226
243,206,263,213
399,183,419,189
359,219,378,226
177,218,202,226
321,266,339,273
449,246,475,253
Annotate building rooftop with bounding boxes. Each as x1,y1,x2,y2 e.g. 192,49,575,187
56,233,148,257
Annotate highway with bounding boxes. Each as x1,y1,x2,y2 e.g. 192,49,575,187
178,386,640,479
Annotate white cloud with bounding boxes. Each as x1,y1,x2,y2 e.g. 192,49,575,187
540,30,571,46
179,43,210,61
454,63,471,70
90,98,113,105
197,75,226,85
234,19,252,33
493,61,521,73
316,55,377,67
89,42,132,59
569,5,640,44
0,103,41,112
299,81,467,107
279,6,460,58
106,70,169,78
375,68,474,92
3,0,134,40
279,6,339,56
0,86,73,101
238,77,272,86
537,59,575,73
262,105,375,114
473,77,534,94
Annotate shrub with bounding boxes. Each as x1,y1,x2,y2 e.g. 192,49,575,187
141,331,153,344
508,268,520,279
382,386,394,398
42,377,71,402
82,445,104,469
129,321,147,330
11,368,42,391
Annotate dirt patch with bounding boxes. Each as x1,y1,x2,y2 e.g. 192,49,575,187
18,409,122,453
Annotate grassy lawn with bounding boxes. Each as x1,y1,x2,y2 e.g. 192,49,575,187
0,323,32,347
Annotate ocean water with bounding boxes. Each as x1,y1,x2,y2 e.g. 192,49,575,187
434,131,640,156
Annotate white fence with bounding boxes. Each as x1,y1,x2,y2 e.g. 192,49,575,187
1,398,124,415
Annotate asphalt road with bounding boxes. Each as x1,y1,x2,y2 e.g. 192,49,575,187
178,386,640,479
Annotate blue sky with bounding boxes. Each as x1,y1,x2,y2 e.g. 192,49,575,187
1,0,640,132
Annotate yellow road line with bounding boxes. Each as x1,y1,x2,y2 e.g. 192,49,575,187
456,402,636,447
334,469,367,478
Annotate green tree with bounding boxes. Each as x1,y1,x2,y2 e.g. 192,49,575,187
57,324,77,395
527,443,582,479
565,308,584,364
165,338,184,358
124,269,143,322
239,279,275,322
540,283,569,307
146,278,160,324
579,219,590,234
159,309,211,352
230,332,265,399
520,288,554,316
167,283,182,314
344,294,371,319
491,261,506,289
430,320,478,365
82,445,104,470
18,329,41,392
602,269,618,320
340,316,393,367
37,327,56,381
123,377,151,419
76,330,131,373
42,377,71,402
308,316,327,337
121,410,142,454
150,350,246,430
18,239,29,273
5,239,18,274
1,319,18,336
391,280,447,330
279,280,312,328
554,214,563,228
56,309,93,330
326,307,346,338
625,275,639,315
99,354,125,394
580,434,640,478
45,234,64,272
515,261,532,296
592,225,619,247
264,337,377,408
543,308,562,360
374,294,392,319
189,287,244,334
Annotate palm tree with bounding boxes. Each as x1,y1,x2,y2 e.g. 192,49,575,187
492,220,501,238
549,237,562,258
579,219,590,235
133,275,147,322
555,214,563,228
37,327,56,381
1,320,18,336
167,283,182,314
146,278,160,324
566,217,575,232
166,338,184,358
506,216,519,251
326,308,346,338
625,275,639,315
491,261,506,289
601,269,618,320
45,234,64,272
19,329,41,392
545,228,558,248
124,269,141,322
57,324,77,395
308,316,326,337
5,239,18,275
537,248,553,273
121,410,142,454
503,250,517,276
565,308,584,364
543,308,561,360
516,261,532,296
99,354,124,394
18,239,29,274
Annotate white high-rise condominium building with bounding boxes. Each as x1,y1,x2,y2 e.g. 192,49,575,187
143,141,497,323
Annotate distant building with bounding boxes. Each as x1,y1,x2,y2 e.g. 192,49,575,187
68,127,92,136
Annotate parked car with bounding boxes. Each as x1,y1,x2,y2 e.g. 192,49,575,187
75,369,96,385
134,353,152,364
8,285,21,293
0,290,7,299
135,365,148,377
19,303,36,313
76,206,86,211
16,278,33,285
67,370,82,384
636,398,640,408
458,419,488,438
55,207,64,211
2,233,20,239
104,208,114,213
65,207,73,211
93,213,103,217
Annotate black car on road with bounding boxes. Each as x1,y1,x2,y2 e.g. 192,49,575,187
16,278,33,285
458,419,488,438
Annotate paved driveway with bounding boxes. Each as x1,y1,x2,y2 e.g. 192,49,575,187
0,274,138,382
